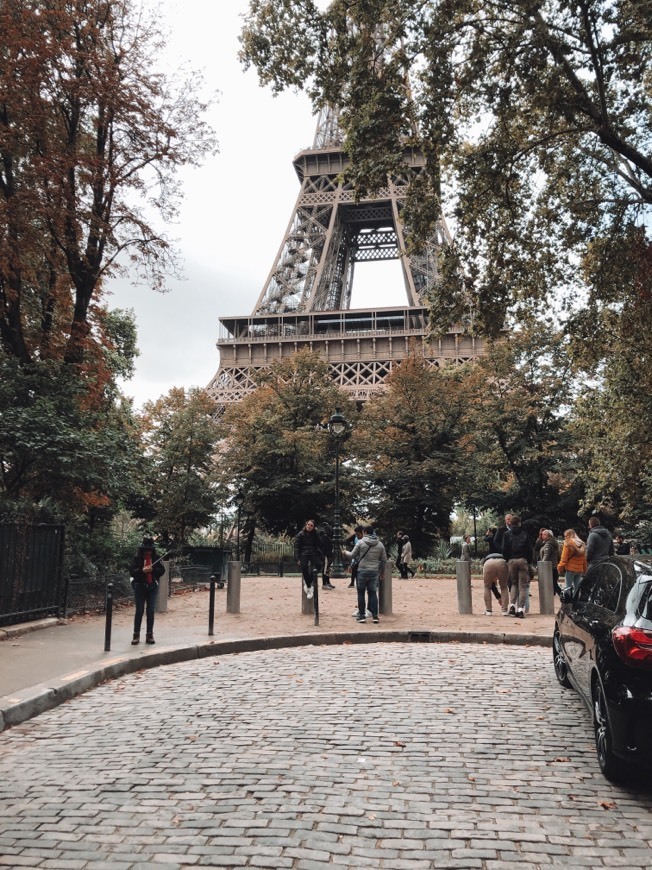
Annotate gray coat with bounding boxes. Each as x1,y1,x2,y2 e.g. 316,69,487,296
345,534,387,573
586,526,614,564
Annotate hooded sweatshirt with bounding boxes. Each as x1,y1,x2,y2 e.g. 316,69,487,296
345,534,387,573
586,525,615,564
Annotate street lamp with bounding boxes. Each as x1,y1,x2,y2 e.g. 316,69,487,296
327,408,350,579
233,490,244,562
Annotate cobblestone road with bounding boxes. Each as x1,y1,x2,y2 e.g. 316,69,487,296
1,643,651,869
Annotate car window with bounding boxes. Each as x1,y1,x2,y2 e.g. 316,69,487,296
587,564,622,612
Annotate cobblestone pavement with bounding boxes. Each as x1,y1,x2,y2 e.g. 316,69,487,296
1,643,651,869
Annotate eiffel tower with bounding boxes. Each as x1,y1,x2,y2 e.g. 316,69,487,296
206,107,485,406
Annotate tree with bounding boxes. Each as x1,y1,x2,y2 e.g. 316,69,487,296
137,388,222,548
351,351,471,554
461,329,584,535
0,0,217,365
240,1,651,334
217,350,355,541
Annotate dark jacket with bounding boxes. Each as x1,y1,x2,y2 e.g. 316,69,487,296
586,526,615,564
502,526,533,562
294,528,325,562
493,525,508,553
130,545,165,585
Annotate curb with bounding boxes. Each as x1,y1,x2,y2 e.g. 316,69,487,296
0,629,551,733
0,617,60,640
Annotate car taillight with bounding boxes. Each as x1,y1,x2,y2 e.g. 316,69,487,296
612,626,652,669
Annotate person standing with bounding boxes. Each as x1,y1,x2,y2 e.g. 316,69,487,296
130,536,165,645
502,515,533,618
557,528,587,593
484,527,497,554
319,524,336,590
344,525,387,624
492,514,513,554
586,516,615,565
461,535,472,562
294,519,325,600
345,525,364,589
539,529,562,596
614,534,630,555
394,530,405,574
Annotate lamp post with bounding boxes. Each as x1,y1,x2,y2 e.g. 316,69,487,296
327,408,350,579
233,490,244,562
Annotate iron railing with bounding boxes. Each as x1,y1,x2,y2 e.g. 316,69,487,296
0,523,65,627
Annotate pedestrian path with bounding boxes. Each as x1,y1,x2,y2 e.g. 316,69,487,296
0,574,554,731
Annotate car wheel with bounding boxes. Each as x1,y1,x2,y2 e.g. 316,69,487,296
553,630,571,688
593,682,621,781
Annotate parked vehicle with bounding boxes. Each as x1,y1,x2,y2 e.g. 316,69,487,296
553,556,652,780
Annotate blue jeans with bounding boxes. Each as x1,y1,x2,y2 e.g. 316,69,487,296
357,569,379,619
133,582,158,635
565,571,583,592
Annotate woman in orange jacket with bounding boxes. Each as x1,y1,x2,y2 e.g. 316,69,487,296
557,529,587,592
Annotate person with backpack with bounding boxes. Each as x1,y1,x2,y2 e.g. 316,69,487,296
130,536,166,645
502,515,533,618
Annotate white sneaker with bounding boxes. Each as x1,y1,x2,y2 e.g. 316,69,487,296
508,603,516,615
352,608,360,618
303,581,309,596
483,610,492,616
365,609,372,618
502,610,509,616
306,585,314,600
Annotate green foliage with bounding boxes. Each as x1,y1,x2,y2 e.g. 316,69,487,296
137,388,223,547
240,0,651,337
351,352,471,555
217,350,355,536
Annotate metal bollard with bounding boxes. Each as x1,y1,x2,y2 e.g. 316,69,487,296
104,582,113,652
379,562,393,615
208,575,216,636
537,561,554,615
313,568,319,626
155,561,169,612
226,561,241,614
456,560,473,614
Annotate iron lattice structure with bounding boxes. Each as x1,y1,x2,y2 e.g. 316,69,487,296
207,107,485,405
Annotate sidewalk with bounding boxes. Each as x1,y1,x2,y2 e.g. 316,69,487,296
0,573,555,731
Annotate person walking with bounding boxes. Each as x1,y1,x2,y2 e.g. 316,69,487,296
343,525,387,624
394,530,405,574
586,516,615,565
481,553,509,615
294,519,325,600
557,528,587,593
130,536,165,645
399,534,416,578
502,515,533,618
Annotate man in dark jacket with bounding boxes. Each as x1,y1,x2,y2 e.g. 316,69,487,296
130,536,166,645
586,517,615,565
502,516,533,619
294,519,325,600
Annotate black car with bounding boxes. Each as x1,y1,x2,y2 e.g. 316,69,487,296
553,556,652,780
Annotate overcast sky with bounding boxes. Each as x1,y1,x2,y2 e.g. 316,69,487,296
110,0,406,407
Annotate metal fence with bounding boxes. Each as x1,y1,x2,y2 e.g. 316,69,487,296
64,573,133,617
0,523,65,627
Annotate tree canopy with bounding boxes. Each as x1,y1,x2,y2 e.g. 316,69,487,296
0,0,217,365
240,0,651,336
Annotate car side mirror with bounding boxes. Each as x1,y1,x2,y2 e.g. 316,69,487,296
560,586,574,604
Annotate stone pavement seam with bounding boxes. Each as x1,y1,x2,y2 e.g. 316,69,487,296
0,628,551,733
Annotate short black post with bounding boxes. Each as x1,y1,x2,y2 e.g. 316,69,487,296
313,567,319,626
104,582,113,652
278,562,284,577
208,575,216,636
